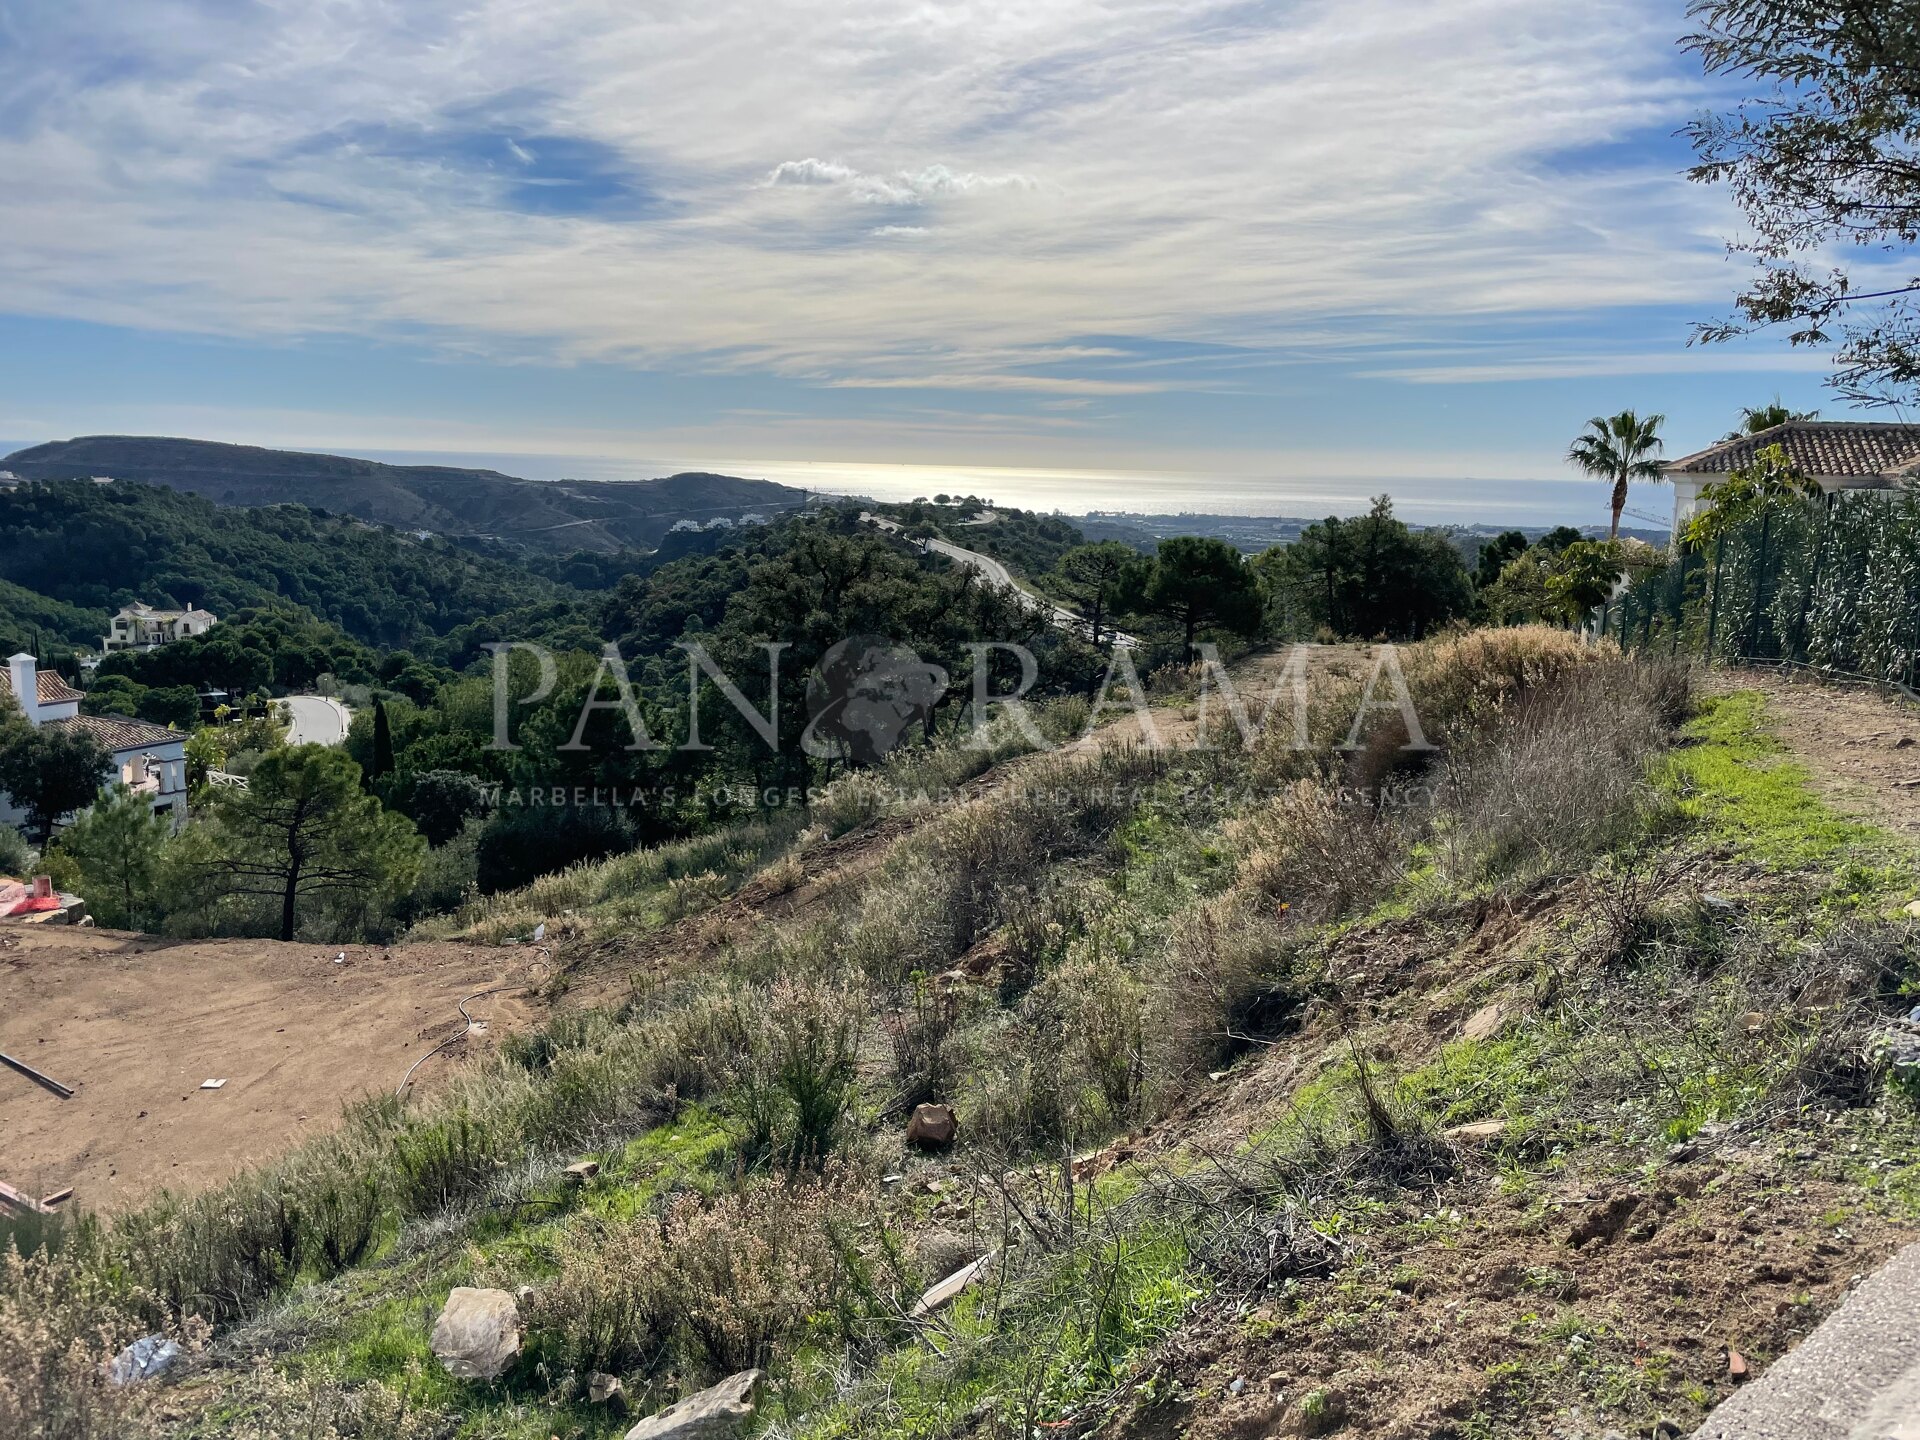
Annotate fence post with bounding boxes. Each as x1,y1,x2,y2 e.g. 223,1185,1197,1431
1788,491,1833,664
1745,506,1774,660
1671,548,1689,656
1704,532,1725,661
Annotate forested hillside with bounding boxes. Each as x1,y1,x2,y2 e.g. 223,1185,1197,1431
0,480,581,650
0,437,808,553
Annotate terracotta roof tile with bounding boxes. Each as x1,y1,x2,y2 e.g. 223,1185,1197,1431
1665,421,1920,479
48,714,184,753
0,668,85,705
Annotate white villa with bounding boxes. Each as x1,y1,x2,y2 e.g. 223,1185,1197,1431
1,653,189,830
103,601,217,653
1663,421,1920,541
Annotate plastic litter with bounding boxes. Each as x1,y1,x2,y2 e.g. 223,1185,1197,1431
108,1335,182,1385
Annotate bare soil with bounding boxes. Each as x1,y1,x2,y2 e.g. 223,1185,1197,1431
0,927,541,1213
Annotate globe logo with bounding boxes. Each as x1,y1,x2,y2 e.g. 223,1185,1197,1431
801,635,949,765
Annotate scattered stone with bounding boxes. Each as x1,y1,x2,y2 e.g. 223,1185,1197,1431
906,1103,958,1150
624,1369,763,1440
107,1335,182,1385
564,1160,600,1183
1872,1024,1920,1080
1898,737,1916,749
1442,1119,1508,1142
514,1284,537,1305
1739,1011,1768,1036
1728,1348,1749,1381
1906,900,1920,919
1208,1069,1230,1082
589,1371,626,1406
430,1287,521,1381
1228,1376,1246,1395
1702,893,1737,914
1461,1003,1505,1043
910,1251,997,1318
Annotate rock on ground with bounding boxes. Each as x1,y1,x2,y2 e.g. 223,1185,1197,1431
906,1102,958,1149
429,1287,521,1381
625,1369,764,1440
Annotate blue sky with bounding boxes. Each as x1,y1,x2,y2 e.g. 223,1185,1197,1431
0,0,1877,525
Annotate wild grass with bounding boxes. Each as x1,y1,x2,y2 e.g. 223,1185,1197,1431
26,633,1909,1440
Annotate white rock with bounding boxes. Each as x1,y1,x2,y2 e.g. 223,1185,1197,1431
429,1287,521,1381
910,1251,997,1318
1461,1003,1504,1043
625,1369,764,1440
107,1335,181,1385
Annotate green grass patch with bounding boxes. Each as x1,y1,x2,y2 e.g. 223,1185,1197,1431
1663,693,1900,883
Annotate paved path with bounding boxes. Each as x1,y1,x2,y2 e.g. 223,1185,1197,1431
1694,1242,1920,1438
282,694,351,747
861,512,1135,646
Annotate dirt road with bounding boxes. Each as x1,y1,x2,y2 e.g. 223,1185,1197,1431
0,928,538,1213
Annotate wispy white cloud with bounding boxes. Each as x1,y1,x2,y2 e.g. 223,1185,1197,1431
826,374,1167,395
0,0,1744,398
767,158,1036,205
1360,350,1838,384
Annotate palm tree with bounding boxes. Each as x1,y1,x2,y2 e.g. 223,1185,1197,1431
1723,397,1818,441
1568,411,1666,540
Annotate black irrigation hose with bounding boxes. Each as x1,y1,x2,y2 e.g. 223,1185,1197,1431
393,985,516,1099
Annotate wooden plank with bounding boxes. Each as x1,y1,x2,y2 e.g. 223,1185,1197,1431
40,1187,73,1207
0,1181,54,1215
0,1050,74,1098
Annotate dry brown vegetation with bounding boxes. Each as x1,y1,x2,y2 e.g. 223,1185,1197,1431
9,627,1920,1440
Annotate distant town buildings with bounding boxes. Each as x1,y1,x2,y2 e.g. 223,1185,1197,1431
103,601,217,653
1,653,189,829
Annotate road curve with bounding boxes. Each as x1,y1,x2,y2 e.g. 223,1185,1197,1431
282,694,351,747
861,512,1134,646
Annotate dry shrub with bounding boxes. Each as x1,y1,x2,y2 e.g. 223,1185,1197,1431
528,1178,854,1382
882,974,970,1112
1027,953,1148,1122
1402,625,1608,746
662,870,731,921
962,1009,1081,1152
1151,896,1309,1079
0,1244,202,1440
1233,780,1407,922
1438,658,1685,881
217,1361,453,1440
740,975,864,1170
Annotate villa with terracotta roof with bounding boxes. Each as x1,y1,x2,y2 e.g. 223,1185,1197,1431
0,652,188,831
1663,420,1920,543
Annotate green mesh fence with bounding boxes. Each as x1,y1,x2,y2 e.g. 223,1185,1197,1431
1605,488,1920,687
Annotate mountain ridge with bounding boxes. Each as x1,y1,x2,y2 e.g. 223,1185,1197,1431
0,435,810,553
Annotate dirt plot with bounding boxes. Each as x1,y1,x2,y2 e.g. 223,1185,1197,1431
0,927,541,1213
1728,666,1920,838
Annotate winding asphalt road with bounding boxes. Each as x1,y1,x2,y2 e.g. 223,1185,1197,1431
861,512,1135,646
282,695,351,747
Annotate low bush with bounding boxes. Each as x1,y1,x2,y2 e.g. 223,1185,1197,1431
525,1178,858,1384
0,1244,201,1440
1437,658,1687,882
